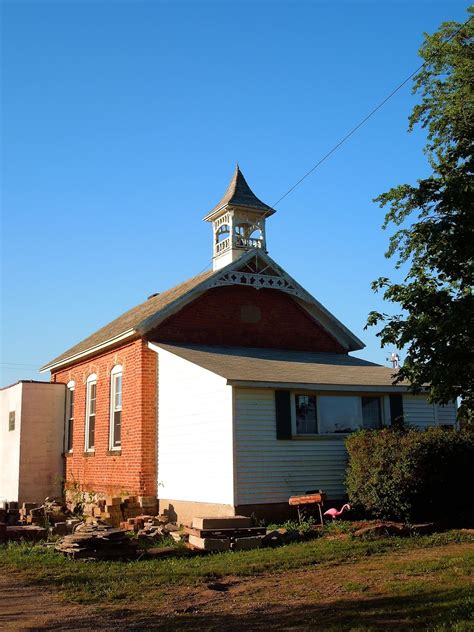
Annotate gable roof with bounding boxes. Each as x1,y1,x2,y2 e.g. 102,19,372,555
203,165,276,221
154,344,404,389
41,249,365,373
40,270,215,372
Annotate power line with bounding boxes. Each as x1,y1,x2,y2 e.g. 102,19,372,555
268,15,472,210
0,363,39,368
1,367,40,372
195,15,472,277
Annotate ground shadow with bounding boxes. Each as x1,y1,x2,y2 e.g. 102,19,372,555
35,587,471,631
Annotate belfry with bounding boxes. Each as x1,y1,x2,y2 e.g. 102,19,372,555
203,165,276,270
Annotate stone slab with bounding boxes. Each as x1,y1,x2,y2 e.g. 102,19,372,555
192,516,252,530
232,536,263,551
188,535,231,551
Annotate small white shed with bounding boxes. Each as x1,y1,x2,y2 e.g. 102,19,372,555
0,380,65,504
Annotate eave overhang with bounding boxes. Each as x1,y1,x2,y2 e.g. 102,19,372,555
39,329,137,373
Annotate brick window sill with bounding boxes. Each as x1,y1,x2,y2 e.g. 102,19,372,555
63,451,74,457
107,450,122,457
83,451,96,457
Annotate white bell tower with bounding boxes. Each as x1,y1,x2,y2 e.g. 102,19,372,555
203,165,276,271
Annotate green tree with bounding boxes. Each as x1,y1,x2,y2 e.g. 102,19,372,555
368,9,474,418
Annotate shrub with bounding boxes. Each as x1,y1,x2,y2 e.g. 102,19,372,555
345,427,474,524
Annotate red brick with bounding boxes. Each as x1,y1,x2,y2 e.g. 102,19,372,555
149,286,345,353
52,340,157,498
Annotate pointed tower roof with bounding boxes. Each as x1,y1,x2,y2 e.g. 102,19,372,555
203,165,276,221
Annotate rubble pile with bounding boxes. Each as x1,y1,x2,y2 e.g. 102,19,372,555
80,495,159,527
119,514,186,543
55,521,137,560
20,498,69,526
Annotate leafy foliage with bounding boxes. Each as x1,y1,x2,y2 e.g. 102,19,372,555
345,427,474,523
368,9,474,416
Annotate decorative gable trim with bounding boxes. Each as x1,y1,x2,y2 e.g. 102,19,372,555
137,249,364,352
208,256,305,299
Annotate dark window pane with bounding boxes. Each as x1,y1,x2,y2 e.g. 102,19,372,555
113,410,121,447
295,395,317,434
318,396,361,433
69,390,74,420
9,411,15,431
362,397,382,429
88,414,95,449
115,373,122,408
67,417,74,451
89,382,96,415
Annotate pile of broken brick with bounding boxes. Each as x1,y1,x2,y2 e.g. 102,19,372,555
123,514,182,543
78,495,158,527
0,498,81,542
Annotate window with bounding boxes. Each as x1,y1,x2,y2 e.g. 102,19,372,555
295,394,318,434
8,411,15,431
85,374,97,451
65,381,75,451
293,394,383,435
318,396,361,433
109,366,122,450
361,396,382,429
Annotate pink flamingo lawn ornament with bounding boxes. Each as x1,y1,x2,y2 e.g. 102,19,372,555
323,503,351,520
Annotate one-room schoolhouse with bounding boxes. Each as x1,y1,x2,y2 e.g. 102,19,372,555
40,166,457,523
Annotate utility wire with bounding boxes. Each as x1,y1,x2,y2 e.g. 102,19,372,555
268,15,472,211
196,13,472,278
0,362,40,368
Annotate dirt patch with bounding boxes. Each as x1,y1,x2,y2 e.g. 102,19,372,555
0,542,472,630
0,573,85,630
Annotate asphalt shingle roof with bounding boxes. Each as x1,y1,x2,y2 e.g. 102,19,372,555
42,270,215,370
155,344,402,388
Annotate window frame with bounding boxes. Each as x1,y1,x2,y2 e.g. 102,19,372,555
293,393,318,435
291,391,386,437
84,373,97,452
65,380,75,452
109,365,123,451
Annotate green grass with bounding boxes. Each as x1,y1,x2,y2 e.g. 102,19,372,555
0,531,472,605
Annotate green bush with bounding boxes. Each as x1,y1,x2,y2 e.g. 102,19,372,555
345,427,474,524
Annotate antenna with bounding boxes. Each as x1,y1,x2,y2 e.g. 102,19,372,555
387,352,400,370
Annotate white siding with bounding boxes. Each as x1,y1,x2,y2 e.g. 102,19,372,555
0,383,23,502
157,348,234,505
234,388,348,504
437,403,458,426
403,395,457,428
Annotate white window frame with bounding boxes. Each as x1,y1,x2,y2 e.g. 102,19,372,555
109,365,122,451
85,373,97,452
291,392,386,437
65,380,75,452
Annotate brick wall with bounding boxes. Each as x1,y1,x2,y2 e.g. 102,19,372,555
51,339,157,497
149,286,345,353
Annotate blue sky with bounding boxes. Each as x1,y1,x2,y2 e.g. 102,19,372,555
1,0,468,385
